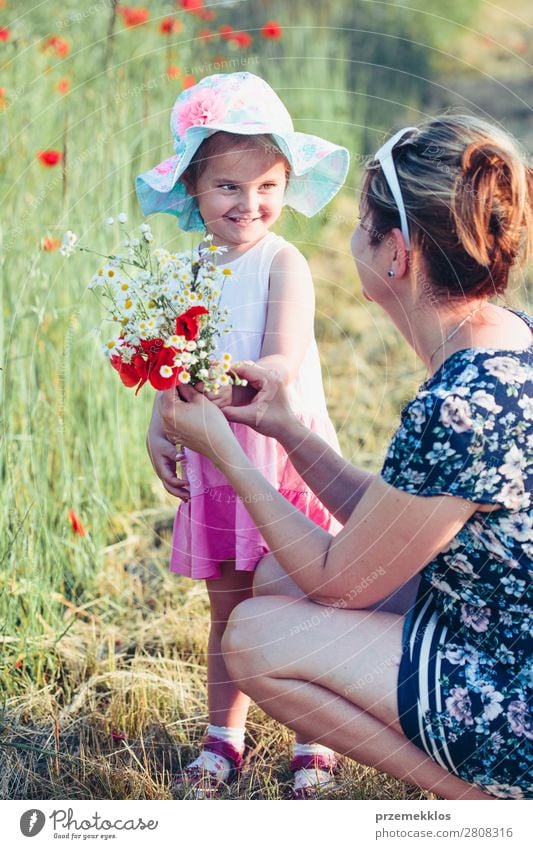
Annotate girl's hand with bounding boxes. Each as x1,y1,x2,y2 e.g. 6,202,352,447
222,361,296,438
203,383,233,409
156,385,234,461
146,431,190,500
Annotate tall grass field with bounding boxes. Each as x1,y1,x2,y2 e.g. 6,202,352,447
1,0,531,799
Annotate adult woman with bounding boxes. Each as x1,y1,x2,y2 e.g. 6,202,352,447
157,115,532,799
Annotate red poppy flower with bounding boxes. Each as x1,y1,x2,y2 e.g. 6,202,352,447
119,6,149,27
56,78,70,94
43,35,70,57
231,32,252,49
110,349,148,393
167,65,181,79
219,24,233,40
182,74,196,89
37,150,63,167
179,0,203,12
0,26,11,41
40,235,62,251
140,339,181,390
175,306,209,341
159,17,182,35
68,509,86,537
260,20,283,40
112,340,182,393
199,9,215,21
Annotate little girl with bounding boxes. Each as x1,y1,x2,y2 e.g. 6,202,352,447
137,72,349,798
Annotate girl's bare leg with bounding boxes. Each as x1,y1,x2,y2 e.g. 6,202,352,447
222,594,492,800
205,561,254,727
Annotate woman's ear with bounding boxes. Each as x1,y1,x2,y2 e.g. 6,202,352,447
388,227,410,278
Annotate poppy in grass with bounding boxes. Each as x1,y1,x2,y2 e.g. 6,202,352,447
219,24,233,40
44,35,70,57
179,0,203,12
0,26,10,41
182,74,196,89
167,65,181,79
68,509,86,537
119,6,149,28
56,77,70,94
232,31,252,49
37,150,63,166
261,20,283,40
159,17,182,35
41,235,62,251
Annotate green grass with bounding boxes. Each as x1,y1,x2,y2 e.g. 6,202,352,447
1,0,531,800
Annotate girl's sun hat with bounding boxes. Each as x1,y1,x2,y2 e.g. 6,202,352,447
135,72,350,231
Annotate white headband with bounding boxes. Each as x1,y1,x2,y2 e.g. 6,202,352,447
373,126,417,249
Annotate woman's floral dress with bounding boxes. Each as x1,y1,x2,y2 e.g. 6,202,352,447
381,310,532,799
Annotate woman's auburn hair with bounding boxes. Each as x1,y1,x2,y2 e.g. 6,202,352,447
361,114,533,300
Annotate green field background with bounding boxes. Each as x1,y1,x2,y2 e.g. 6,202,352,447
0,0,531,799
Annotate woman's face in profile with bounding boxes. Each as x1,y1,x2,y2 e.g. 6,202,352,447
351,209,387,303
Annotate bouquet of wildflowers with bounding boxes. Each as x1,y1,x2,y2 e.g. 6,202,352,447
61,217,246,395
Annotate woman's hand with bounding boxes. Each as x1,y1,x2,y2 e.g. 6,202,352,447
156,384,235,461
222,361,297,438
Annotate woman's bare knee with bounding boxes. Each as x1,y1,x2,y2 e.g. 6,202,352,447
253,553,303,598
221,598,262,681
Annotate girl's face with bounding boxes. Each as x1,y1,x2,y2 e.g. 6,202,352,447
191,146,287,253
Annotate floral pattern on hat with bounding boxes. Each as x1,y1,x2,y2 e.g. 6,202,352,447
173,89,227,138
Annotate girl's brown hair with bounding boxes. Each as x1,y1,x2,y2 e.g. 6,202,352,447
182,131,291,192
361,115,533,300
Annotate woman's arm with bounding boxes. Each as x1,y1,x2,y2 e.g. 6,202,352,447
157,387,478,607
267,412,373,524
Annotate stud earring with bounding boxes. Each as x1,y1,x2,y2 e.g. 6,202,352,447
387,269,395,278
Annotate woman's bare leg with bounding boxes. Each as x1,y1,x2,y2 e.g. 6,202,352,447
205,561,254,727
222,595,492,800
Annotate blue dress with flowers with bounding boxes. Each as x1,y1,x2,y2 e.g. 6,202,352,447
381,309,532,799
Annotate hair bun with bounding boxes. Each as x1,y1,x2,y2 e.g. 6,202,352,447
453,140,528,278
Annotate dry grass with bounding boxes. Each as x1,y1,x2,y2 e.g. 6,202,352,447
1,514,433,801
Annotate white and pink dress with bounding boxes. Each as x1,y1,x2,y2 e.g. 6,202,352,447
170,232,342,580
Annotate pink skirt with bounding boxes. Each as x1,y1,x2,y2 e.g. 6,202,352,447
170,418,342,581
